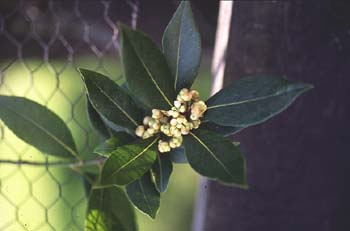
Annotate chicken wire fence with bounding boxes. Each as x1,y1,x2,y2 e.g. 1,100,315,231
0,0,140,230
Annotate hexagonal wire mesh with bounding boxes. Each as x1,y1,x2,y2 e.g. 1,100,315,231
0,0,140,230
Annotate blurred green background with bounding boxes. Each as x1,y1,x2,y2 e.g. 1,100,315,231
0,57,211,231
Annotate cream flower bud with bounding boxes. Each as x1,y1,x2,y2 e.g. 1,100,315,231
152,109,162,119
135,125,145,137
158,140,171,153
143,116,152,126
190,90,200,101
181,127,189,135
179,88,192,101
190,114,199,121
170,136,183,148
170,118,177,126
174,100,182,108
179,105,186,113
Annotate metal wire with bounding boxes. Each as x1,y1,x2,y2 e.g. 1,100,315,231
0,0,139,230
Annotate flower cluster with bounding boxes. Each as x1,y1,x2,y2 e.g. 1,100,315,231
135,88,207,153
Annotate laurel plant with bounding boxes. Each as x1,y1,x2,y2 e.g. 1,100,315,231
0,2,313,230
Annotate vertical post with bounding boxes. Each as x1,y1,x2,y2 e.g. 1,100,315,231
192,1,234,231
195,1,350,231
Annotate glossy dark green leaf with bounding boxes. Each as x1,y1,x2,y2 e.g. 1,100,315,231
94,132,135,157
169,146,187,163
80,68,143,129
183,129,247,186
0,96,78,159
101,137,158,185
126,172,160,219
163,1,201,91
151,153,173,192
119,23,176,109
86,96,111,139
85,186,137,231
205,75,313,127
201,122,243,137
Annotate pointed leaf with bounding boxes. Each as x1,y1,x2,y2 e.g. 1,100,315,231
163,1,201,91
101,137,158,185
201,122,243,137
151,153,173,192
80,68,143,129
126,172,160,219
94,132,135,157
85,186,137,231
0,96,77,159
169,146,187,163
87,96,111,139
120,24,176,109
205,75,313,127
183,129,247,186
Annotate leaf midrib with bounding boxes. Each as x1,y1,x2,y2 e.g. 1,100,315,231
138,179,153,216
173,3,185,90
108,138,158,179
189,132,234,179
89,78,138,126
207,85,303,110
126,34,173,107
0,102,78,159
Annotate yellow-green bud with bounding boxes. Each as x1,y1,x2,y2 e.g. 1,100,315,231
143,116,152,126
135,125,145,137
169,136,183,148
147,128,156,135
192,120,201,129
142,130,152,139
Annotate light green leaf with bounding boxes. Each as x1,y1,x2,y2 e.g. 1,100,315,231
119,23,176,109
151,153,173,192
126,172,160,219
101,137,158,185
0,96,78,159
183,129,247,186
163,1,201,91
80,68,143,129
205,75,313,127
94,132,134,157
85,186,137,231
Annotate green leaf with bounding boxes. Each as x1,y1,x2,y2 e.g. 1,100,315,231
85,186,137,231
0,96,78,159
151,153,173,192
101,137,158,185
94,132,135,157
205,75,313,127
126,172,160,219
119,23,176,109
80,68,143,129
169,146,187,163
163,1,201,91
86,96,111,139
201,122,243,137
183,129,247,186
